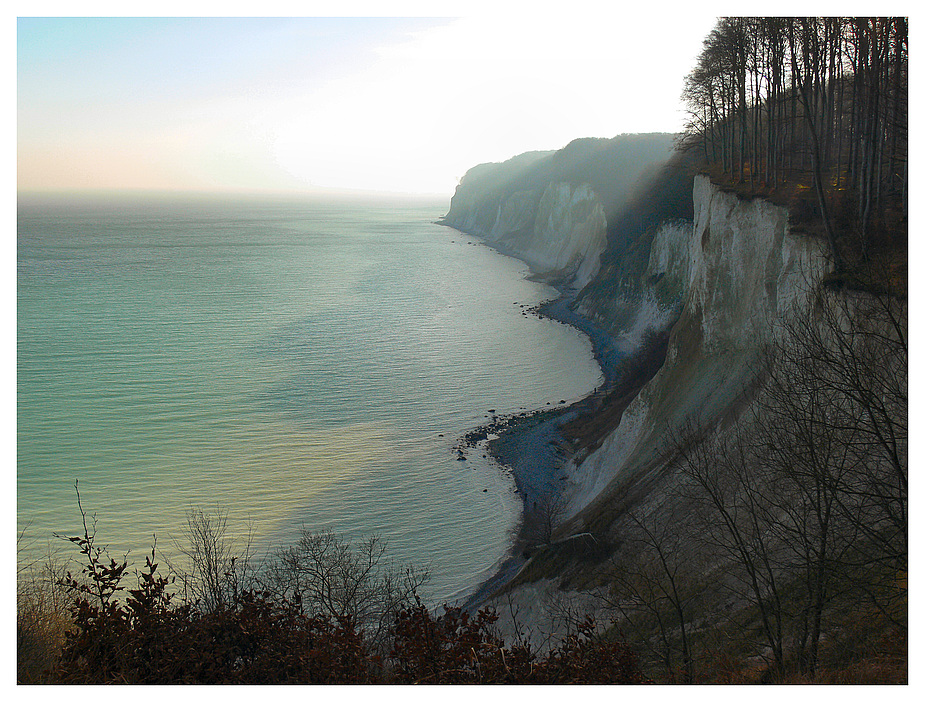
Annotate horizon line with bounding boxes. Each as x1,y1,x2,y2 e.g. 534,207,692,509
17,185,455,201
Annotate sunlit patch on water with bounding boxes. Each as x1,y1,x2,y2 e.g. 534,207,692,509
17,194,601,602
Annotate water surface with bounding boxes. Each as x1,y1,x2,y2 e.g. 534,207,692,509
17,192,601,602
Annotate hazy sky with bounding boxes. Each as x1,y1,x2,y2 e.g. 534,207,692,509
18,7,721,195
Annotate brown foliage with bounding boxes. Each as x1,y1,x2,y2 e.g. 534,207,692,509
390,600,644,684
54,546,371,684
39,496,644,684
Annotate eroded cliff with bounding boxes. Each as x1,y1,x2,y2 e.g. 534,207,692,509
564,175,829,521
441,134,676,289
461,171,837,650
446,147,834,636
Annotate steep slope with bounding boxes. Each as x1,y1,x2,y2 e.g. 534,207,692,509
442,125,911,686
461,171,834,653
441,133,676,288
443,129,838,596
564,175,829,524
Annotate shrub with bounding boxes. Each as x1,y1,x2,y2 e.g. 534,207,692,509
39,485,644,684
390,599,643,684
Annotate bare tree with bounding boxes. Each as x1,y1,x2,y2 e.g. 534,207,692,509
261,528,429,654
766,284,907,628
170,507,256,613
662,279,906,676
672,421,790,673
600,506,704,682
522,488,568,548
682,16,908,257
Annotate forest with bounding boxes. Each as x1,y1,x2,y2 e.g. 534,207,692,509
681,17,907,277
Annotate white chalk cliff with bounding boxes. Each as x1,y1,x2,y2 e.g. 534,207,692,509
492,181,608,289
440,134,677,292
444,179,608,289
444,141,834,613
565,175,829,518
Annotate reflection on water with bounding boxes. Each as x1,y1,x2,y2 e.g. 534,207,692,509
17,195,601,602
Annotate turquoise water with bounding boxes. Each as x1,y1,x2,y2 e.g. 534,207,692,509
17,192,601,602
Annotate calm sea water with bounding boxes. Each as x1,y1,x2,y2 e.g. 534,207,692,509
17,192,601,603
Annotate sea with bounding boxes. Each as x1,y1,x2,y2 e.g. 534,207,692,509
16,192,601,604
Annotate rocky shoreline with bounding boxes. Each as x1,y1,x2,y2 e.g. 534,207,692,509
440,229,625,609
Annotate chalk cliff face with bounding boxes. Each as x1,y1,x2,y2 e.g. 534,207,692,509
441,134,677,289
443,176,609,287
445,139,832,622
577,217,693,357
461,169,833,641
482,181,608,288
564,175,829,517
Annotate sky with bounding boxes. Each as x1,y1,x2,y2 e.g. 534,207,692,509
16,4,721,196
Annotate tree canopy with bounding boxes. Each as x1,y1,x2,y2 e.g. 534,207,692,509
681,17,907,272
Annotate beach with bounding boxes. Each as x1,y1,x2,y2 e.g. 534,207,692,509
445,237,625,608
